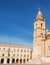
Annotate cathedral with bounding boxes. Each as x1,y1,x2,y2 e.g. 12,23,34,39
31,9,50,64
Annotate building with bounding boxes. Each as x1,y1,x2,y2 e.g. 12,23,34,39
0,43,30,64
32,9,50,64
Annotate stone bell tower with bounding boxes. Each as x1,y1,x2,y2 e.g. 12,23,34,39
33,9,46,58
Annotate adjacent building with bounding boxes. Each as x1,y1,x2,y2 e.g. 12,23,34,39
0,43,30,64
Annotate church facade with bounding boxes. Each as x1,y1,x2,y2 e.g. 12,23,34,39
32,9,50,64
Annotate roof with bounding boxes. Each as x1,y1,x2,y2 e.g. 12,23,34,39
0,43,30,49
36,10,43,20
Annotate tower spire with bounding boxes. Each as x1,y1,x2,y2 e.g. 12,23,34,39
36,8,43,20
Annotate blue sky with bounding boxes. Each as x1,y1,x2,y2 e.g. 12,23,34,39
0,0,50,49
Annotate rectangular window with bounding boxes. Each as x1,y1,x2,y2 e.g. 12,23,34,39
21,50,23,52
27,50,29,52
24,50,26,52
24,54,26,57
17,49,19,52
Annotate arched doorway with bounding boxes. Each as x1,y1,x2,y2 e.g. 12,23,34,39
23,59,25,63
7,58,10,64
12,59,15,63
16,59,19,63
1,58,4,64
20,59,22,63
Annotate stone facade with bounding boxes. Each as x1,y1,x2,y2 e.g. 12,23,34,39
0,43,30,64
32,9,50,64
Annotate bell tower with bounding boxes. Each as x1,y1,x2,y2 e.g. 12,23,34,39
33,9,46,57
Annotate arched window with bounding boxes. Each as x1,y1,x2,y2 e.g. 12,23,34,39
16,59,19,63
21,50,23,52
24,50,26,52
41,33,42,35
24,54,26,57
1,58,4,64
17,49,19,52
7,58,10,64
12,58,15,63
23,59,25,63
41,23,42,27
20,59,22,63
13,54,15,57
27,59,29,61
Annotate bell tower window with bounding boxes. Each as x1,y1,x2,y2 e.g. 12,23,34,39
41,33,42,35
41,23,42,27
